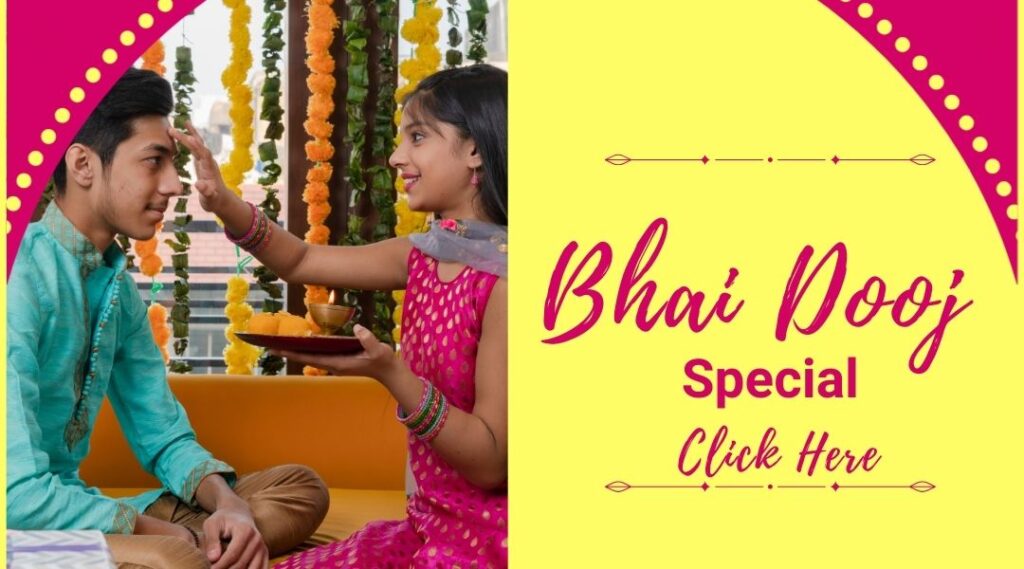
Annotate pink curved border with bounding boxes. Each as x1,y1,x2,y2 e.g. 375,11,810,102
6,0,205,276
821,0,1018,281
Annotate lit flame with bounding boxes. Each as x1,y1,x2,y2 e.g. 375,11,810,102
328,290,336,305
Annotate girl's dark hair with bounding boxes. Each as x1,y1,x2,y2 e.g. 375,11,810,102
53,67,173,194
405,64,507,225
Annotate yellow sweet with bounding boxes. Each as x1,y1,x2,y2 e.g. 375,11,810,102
247,312,280,335
278,313,313,337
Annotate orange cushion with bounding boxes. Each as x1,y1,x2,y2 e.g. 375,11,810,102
81,375,407,490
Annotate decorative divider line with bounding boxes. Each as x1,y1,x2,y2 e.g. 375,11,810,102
604,153,936,166
605,480,936,494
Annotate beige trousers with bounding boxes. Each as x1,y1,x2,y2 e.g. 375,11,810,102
106,464,329,569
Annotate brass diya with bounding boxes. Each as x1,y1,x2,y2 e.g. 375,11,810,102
308,303,355,336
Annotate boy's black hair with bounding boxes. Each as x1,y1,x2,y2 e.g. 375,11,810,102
53,67,173,194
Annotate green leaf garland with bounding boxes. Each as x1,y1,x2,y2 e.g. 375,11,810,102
371,0,398,343
168,44,196,373
466,0,488,64
445,0,463,68
254,0,287,375
339,0,371,334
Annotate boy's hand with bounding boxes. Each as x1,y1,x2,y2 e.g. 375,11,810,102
169,121,230,214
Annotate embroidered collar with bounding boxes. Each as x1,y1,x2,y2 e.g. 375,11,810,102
42,201,109,278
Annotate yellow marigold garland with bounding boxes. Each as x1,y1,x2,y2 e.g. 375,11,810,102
220,0,259,374
391,1,441,343
220,0,255,197
302,0,340,375
225,275,260,374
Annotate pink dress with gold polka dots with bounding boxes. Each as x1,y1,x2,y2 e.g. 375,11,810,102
276,248,507,569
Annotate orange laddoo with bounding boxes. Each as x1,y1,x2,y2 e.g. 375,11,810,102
247,312,280,335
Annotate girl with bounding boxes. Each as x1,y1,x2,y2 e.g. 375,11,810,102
173,63,508,568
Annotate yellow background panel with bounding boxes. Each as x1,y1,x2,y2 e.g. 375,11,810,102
510,2,1022,566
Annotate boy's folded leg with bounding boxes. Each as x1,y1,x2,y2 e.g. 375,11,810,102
230,464,331,556
106,534,210,569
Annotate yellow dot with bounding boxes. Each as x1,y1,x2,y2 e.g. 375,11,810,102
6,221,10,234
876,19,892,35
912,55,927,71
55,108,71,123
857,3,873,18
7,196,22,212
928,74,944,90
958,115,974,131
158,0,174,13
102,48,118,64
985,158,1000,174
1008,204,1019,221
86,67,101,83
41,129,57,144
139,13,155,28
996,181,1012,197
895,37,911,53
943,94,960,110
120,30,136,46
16,173,32,188
28,151,44,166
70,87,86,103
971,136,988,152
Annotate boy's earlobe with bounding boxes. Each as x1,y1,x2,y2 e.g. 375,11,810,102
66,144,95,189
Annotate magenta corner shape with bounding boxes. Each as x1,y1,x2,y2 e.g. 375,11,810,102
6,0,206,276
821,0,1018,280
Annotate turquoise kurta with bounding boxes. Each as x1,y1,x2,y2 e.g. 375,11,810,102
7,203,234,534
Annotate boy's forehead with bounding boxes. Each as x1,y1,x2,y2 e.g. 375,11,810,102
122,115,174,148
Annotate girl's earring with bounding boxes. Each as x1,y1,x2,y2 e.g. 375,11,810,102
470,169,480,186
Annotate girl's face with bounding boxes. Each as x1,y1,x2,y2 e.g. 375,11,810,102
389,106,483,220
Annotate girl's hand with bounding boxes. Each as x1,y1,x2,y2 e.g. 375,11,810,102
169,121,232,215
272,325,403,385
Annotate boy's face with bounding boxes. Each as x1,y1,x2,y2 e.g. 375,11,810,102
91,115,182,240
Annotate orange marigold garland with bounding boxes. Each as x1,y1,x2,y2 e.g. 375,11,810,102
302,0,340,375
137,44,171,361
391,0,441,343
148,303,172,362
136,223,170,362
141,40,167,76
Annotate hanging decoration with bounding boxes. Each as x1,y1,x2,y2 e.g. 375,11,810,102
224,256,261,374
136,222,170,362
141,41,167,76
220,0,255,198
466,0,489,64
368,0,398,343
391,0,441,343
168,43,196,373
444,0,463,68
337,0,370,332
138,41,170,362
221,0,259,373
253,0,287,375
303,0,341,375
